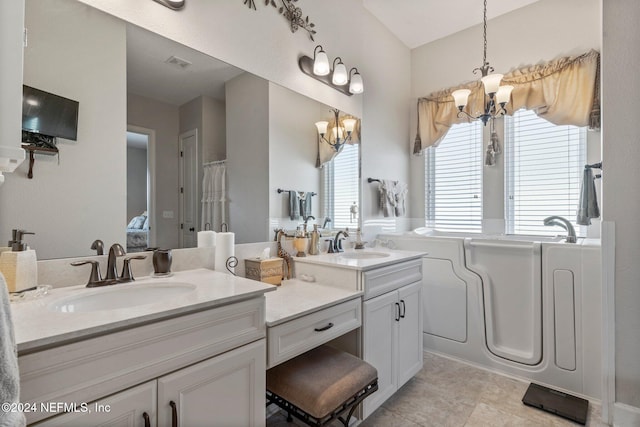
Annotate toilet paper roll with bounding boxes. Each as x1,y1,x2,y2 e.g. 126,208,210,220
214,232,235,274
197,230,216,248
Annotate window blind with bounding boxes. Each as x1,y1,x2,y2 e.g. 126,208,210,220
322,143,360,228
425,121,482,232
505,109,586,236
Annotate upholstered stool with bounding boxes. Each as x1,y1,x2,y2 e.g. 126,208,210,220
266,345,378,427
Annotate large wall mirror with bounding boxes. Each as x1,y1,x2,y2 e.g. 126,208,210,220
0,0,360,259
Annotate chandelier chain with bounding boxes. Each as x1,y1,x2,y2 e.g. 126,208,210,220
482,0,488,67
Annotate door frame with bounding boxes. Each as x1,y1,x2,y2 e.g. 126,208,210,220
127,125,156,248
179,129,198,248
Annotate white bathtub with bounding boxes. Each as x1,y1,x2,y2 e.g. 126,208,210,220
378,231,602,400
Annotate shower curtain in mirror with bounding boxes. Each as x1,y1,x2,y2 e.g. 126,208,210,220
201,161,227,232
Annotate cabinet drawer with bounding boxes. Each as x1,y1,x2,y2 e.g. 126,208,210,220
20,297,265,425
363,259,422,300
267,298,361,368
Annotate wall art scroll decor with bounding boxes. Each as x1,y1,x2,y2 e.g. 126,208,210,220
243,0,317,41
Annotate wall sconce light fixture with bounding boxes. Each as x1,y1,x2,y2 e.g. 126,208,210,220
299,45,364,96
153,0,185,10
315,109,356,152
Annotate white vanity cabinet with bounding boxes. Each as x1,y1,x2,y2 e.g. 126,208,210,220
362,281,422,417
21,295,267,426
293,253,424,419
36,340,265,427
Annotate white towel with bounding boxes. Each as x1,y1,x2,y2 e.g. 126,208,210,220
576,167,600,225
379,180,397,217
0,273,25,427
394,182,408,217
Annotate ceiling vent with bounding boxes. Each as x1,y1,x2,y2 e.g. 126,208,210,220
165,55,192,69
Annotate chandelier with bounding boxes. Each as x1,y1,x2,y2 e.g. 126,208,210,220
315,109,356,152
451,0,513,125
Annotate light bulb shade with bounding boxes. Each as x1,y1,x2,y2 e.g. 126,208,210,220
349,72,363,94
313,50,330,76
481,73,503,96
315,121,329,135
495,85,514,105
332,62,348,86
451,89,471,108
343,118,356,133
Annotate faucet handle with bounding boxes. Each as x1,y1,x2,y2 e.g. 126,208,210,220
121,255,147,281
71,260,103,286
326,239,336,253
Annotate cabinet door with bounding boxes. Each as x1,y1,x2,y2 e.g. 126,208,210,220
362,291,398,418
397,281,424,387
35,381,156,427
157,339,266,427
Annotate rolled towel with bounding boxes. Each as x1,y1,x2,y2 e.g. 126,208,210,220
0,273,25,427
576,167,600,225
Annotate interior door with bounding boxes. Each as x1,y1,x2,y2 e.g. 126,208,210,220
179,129,198,248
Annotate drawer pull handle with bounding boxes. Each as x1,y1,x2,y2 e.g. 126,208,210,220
143,412,151,427
170,401,178,427
395,302,400,321
314,322,334,332
400,300,406,318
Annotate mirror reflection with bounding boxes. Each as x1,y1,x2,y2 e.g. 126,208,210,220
0,0,360,259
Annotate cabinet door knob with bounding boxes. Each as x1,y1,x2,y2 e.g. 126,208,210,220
314,322,334,332
395,302,400,322
400,300,406,319
170,401,178,427
142,412,151,427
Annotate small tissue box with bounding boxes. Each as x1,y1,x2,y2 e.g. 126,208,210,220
244,257,283,286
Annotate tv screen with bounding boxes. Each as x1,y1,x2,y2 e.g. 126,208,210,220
22,85,79,141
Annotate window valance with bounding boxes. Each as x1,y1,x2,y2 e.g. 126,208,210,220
413,50,600,155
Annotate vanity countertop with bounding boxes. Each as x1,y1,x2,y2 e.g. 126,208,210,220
265,279,363,327
292,248,425,271
11,268,276,353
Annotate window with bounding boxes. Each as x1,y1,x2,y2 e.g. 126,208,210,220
322,143,359,229
425,121,483,232
505,109,586,236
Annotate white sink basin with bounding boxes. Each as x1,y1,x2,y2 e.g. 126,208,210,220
49,282,196,313
339,251,391,259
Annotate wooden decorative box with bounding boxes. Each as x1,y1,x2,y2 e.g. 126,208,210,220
244,257,283,285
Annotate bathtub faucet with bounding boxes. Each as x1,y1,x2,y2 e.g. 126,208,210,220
543,216,577,243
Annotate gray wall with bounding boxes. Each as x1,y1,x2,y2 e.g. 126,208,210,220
0,0,126,259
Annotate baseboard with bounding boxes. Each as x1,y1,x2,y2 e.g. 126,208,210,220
614,402,640,426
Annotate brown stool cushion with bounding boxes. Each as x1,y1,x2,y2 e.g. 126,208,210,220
266,345,378,419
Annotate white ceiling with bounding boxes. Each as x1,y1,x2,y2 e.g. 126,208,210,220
127,24,244,106
362,0,541,49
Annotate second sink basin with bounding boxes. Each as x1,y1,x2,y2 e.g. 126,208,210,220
339,251,391,259
49,282,197,313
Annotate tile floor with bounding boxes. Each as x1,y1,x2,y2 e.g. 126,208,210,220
267,351,609,427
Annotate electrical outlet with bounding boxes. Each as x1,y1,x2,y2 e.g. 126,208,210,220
162,210,174,219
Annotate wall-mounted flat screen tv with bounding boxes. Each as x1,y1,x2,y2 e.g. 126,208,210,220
22,85,79,141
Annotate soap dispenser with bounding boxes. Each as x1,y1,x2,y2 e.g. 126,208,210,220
0,230,38,292
308,224,320,255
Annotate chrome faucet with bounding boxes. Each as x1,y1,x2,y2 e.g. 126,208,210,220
105,243,126,280
322,217,332,229
333,229,350,252
304,215,315,225
543,216,577,243
90,239,104,255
